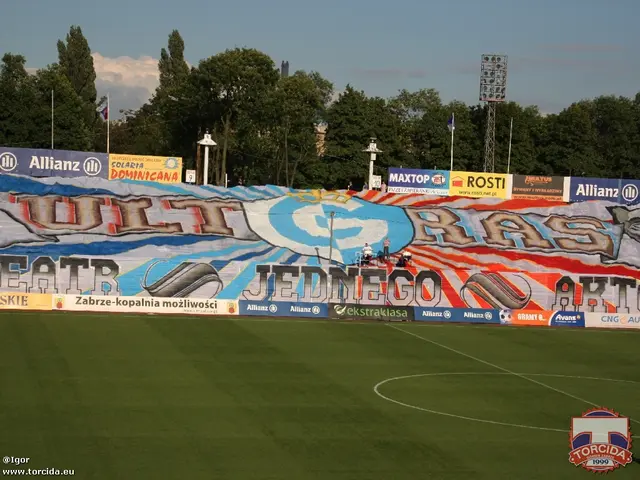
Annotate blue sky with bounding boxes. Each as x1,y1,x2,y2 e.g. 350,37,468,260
1,0,639,115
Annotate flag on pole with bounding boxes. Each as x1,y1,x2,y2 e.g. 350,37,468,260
98,103,108,121
447,113,455,132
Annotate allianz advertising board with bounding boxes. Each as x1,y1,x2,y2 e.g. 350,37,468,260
387,168,449,195
569,177,640,204
0,147,108,179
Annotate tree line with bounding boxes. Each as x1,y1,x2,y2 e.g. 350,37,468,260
2,26,640,189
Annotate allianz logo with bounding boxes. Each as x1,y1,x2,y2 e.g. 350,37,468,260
421,309,452,319
575,183,639,202
0,152,102,176
290,305,321,315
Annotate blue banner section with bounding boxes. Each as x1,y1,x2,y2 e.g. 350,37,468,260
0,147,108,178
549,311,585,327
387,168,450,195
413,307,500,324
568,177,640,204
239,300,328,318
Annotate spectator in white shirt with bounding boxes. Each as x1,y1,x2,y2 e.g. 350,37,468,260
362,243,373,265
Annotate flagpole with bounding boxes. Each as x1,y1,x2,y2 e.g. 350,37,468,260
507,117,513,174
51,89,54,149
106,93,110,153
449,112,454,171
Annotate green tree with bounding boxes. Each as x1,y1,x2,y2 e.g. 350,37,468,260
323,86,407,189
190,48,280,185
265,72,325,186
0,53,38,147
158,30,190,94
589,96,638,178
57,26,97,108
389,88,442,168
542,103,602,177
33,66,92,151
153,30,192,157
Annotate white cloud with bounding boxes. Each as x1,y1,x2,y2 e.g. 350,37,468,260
92,53,160,116
92,52,160,94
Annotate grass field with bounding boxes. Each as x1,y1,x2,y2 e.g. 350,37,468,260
1,312,639,479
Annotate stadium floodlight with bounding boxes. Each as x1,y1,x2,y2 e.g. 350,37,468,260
480,54,508,173
479,54,508,102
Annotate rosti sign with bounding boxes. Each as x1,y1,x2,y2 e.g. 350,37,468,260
449,171,508,198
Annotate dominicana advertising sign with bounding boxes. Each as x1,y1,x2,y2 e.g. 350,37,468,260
387,168,449,195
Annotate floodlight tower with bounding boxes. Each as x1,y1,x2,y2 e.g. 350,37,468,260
480,54,508,173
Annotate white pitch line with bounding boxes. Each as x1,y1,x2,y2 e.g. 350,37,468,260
373,372,640,438
386,324,640,428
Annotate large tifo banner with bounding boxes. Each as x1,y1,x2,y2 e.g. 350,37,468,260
0,174,639,323
109,153,183,184
0,147,108,178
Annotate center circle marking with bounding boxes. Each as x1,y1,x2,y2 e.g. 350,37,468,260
373,372,640,435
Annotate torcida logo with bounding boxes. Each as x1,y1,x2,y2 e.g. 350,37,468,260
569,407,633,472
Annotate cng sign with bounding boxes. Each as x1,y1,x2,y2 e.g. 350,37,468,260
449,171,509,198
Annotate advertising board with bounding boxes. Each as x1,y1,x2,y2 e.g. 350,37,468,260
387,168,450,195
449,171,509,198
585,313,640,330
52,295,238,316
0,147,108,178
328,303,413,321
414,307,500,324
239,301,327,318
0,292,51,311
511,175,566,201
109,153,183,184
568,177,640,204
503,310,585,327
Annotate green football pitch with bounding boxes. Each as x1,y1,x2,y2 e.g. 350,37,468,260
1,312,639,479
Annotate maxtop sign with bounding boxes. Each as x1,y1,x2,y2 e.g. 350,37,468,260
569,177,640,204
0,147,108,178
449,171,509,198
387,168,449,195
109,153,183,184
